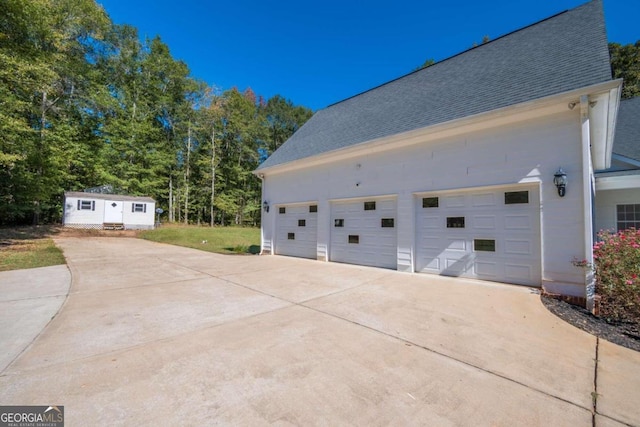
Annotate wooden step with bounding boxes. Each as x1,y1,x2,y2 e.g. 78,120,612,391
103,222,125,230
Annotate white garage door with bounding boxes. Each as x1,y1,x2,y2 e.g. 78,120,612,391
415,186,541,286
275,203,318,259
330,197,397,269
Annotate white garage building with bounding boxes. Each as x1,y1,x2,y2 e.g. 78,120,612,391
255,1,622,308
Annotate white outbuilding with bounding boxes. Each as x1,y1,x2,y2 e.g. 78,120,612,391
63,192,156,230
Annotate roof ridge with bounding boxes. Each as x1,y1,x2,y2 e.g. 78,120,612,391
324,2,591,109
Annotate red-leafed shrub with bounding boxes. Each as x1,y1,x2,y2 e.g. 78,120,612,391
593,229,640,323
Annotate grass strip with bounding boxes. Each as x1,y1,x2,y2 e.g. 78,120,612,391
0,226,65,271
140,225,260,255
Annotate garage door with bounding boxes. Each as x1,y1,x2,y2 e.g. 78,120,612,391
330,197,397,269
275,203,318,259
415,186,541,286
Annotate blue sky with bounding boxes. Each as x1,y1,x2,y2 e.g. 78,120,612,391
97,0,638,111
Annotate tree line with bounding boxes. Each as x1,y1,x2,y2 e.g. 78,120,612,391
1,1,638,227
0,0,312,226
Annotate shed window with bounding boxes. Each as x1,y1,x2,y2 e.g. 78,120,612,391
298,219,306,227
381,218,395,228
279,207,286,214
78,200,95,211
474,239,496,252
422,197,439,208
505,191,529,204
132,203,146,213
309,205,317,213
364,201,376,211
348,235,359,244
447,217,465,228
288,233,295,240
617,204,640,231
334,219,344,227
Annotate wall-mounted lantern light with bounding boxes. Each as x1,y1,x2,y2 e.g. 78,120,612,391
262,200,270,213
553,168,567,197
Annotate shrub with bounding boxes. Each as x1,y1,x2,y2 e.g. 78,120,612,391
593,228,640,323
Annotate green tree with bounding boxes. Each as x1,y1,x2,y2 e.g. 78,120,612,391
0,0,313,227
260,95,312,155
609,41,640,100
413,58,435,72
0,0,109,224
214,88,262,225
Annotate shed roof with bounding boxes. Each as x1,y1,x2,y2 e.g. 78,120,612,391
64,192,155,203
257,0,612,171
612,97,640,161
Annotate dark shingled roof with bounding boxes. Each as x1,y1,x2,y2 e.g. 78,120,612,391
258,0,612,171
64,192,155,203
612,97,640,161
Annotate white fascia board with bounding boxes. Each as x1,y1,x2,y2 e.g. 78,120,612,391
412,181,540,197
273,199,318,207
589,79,622,171
328,193,398,203
255,80,623,177
595,174,640,191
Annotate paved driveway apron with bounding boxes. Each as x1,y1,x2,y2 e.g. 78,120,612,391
1,237,639,426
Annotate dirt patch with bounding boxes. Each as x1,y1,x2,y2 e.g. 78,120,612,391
55,228,140,238
542,295,640,352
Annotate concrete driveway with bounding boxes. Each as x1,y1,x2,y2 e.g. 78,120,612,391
1,237,639,426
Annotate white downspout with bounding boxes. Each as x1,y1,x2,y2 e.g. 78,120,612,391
258,173,266,255
580,95,595,312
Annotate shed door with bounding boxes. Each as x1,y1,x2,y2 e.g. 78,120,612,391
104,201,124,223
330,197,397,269
275,204,318,259
415,186,541,286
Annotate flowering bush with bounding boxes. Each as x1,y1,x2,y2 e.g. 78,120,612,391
593,228,640,323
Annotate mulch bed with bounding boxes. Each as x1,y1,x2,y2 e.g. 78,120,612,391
541,295,640,352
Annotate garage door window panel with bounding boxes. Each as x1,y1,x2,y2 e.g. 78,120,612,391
447,217,465,228
309,205,317,213
474,239,496,252
348,235,359,244
334,219,344,227
422,197,439,208
364,201,376,211
298,219,306,227
279,207,286,214
381,218,395,228
505,191,529,204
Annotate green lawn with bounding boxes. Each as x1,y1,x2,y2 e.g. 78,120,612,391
0,226,66,272
140,225,261,255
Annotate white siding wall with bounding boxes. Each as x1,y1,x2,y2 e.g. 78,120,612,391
122,201,156,229
63,197,106,226
595,188,640,233
262,109,588,291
